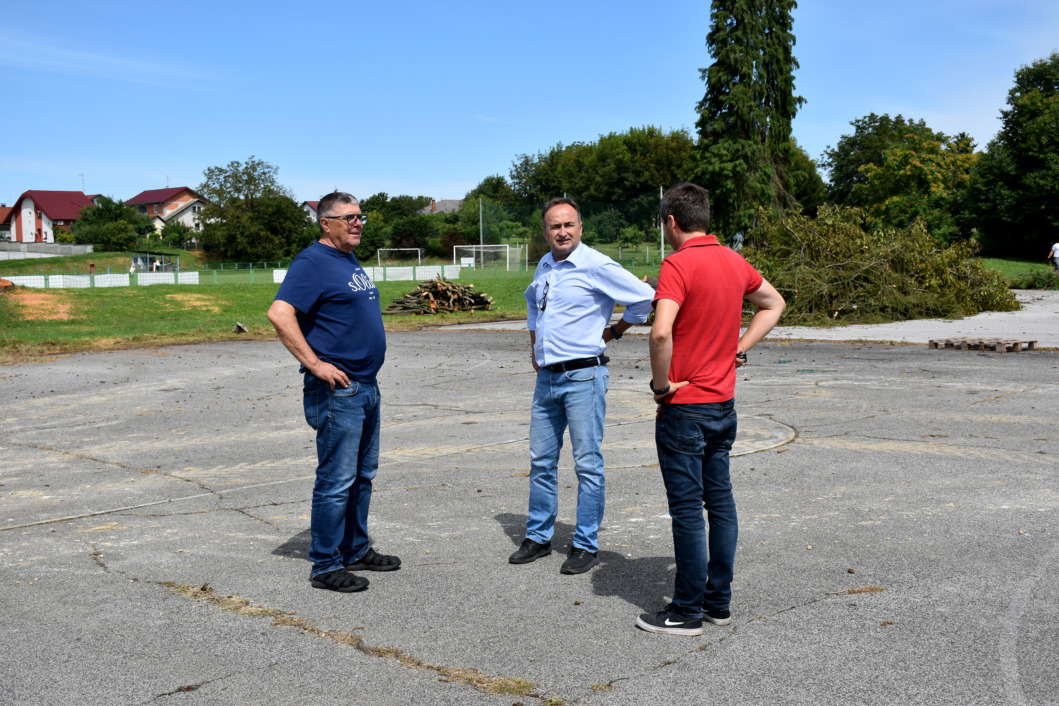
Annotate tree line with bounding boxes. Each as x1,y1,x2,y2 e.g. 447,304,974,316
68,2,1057,264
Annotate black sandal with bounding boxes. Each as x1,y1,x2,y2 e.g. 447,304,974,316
310,568,369,592
346,547,402,572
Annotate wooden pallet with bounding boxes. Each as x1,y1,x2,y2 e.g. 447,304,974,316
929,337,1037,353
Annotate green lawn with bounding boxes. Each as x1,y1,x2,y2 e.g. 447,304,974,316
981,257,1053,279
0,275,537,363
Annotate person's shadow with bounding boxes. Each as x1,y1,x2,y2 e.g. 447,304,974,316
273,529,311,561
495,512,675,612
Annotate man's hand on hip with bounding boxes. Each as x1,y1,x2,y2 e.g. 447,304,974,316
308,361,350,391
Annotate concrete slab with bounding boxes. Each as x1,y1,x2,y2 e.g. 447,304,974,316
1,332,1056,705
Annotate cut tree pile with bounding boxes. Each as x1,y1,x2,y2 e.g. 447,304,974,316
383,277,492,316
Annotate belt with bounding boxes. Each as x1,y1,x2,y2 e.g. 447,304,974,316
544,355,610,373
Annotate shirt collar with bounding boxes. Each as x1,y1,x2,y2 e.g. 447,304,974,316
675,234,720,251
543,242,588,269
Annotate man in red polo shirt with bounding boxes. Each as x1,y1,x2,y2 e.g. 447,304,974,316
636,183,785,636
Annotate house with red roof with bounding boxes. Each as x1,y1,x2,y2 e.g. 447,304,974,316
3,190,96,243
0,206,12,240
126,187,208,233
302,200,320,222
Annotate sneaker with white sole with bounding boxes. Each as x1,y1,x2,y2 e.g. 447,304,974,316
635,603,703,636
703,607,732,626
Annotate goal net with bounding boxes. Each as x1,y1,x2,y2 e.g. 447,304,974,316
377,248,422,266
453,244,510,270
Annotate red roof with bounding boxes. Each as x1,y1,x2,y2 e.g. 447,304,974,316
127,187,197,205
303,201,319,209
0,206,12,225
11,190,95,221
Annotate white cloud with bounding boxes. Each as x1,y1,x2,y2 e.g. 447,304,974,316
0,30,213,87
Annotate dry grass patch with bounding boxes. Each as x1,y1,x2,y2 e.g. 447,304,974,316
165,293,223,313
10,290,77,321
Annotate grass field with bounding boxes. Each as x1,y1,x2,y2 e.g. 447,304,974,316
2,247,1044,365
982,257,1054,279
0,276,536,364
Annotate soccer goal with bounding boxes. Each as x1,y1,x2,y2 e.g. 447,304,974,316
453,244,511,270
377,248,422,266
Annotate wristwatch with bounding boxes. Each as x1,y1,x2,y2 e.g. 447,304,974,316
649,380,671,396
609,324,623,340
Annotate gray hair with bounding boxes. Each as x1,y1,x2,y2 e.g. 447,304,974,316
317,191,359,226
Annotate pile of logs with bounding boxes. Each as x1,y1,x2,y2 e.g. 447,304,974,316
383,278,493,316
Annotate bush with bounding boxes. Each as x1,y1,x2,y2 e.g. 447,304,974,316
745,205,1019,325
1007,270,1059,290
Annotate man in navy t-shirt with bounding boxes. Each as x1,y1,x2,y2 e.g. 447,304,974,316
268,191,401,593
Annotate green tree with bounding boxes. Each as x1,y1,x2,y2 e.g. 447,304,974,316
389,216,439,251
197,155,292,206
465,175,516,205
823,115,978,242
857,132,978,243
584,208,626,243
966,52,1059,257
160,220,194,247
200,195,313,260
617,225,644,258
509,126,693,212
71,196,153,251
821,114,940,206
196,157,312,260
786,141,827,217
691,0,804,237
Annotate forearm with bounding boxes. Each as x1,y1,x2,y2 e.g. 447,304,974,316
268,302,322,373
649,333,673,389
738,307,784,353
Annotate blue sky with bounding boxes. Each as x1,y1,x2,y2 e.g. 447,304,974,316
2,1,1057,206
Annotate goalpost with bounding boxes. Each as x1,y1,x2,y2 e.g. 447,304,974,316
453,244,511,270
377,248,422,266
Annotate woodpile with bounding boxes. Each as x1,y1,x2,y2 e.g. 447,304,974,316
383,278,493,316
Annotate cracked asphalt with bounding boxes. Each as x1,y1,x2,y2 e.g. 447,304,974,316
1,330,1056,705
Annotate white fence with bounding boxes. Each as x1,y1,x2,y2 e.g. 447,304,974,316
6,265,460,289
271,264,459,286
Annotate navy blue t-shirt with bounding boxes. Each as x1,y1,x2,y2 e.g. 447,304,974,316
275,241,386,382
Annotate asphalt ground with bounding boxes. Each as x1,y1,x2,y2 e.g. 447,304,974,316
1,325,1057,705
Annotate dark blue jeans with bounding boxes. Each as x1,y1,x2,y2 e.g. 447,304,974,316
655,399,738,618
303,374,380,578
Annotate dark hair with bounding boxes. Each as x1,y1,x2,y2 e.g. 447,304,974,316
317,191,359,226
659,183,710,233
541,196,582,227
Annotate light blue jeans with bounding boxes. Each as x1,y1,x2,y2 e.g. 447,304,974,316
526,365,609,553
303,374,380,578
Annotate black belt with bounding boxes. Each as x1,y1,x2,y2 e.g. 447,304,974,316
545,355,609,373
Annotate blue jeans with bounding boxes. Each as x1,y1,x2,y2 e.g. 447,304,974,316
303,374,380,578
527,365,609,553
655,400,738,618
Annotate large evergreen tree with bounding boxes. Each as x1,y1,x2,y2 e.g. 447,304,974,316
966,52,1059,257
691,0,804,237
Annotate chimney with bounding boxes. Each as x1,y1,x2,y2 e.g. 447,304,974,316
431,199,436,213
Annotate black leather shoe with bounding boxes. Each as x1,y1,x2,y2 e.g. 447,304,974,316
508,538,552,564
560,547,599,574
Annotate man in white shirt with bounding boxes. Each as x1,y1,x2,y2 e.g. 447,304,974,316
509,197,656,574
1049,242,1059,272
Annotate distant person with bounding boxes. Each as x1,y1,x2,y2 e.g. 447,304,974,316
636,183,785,636
510,197,656,574
267,191,400,593
1049,241,1059,272
731,231,744,252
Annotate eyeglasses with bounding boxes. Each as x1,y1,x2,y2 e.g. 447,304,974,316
538,281,549,311
323,214,368,225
